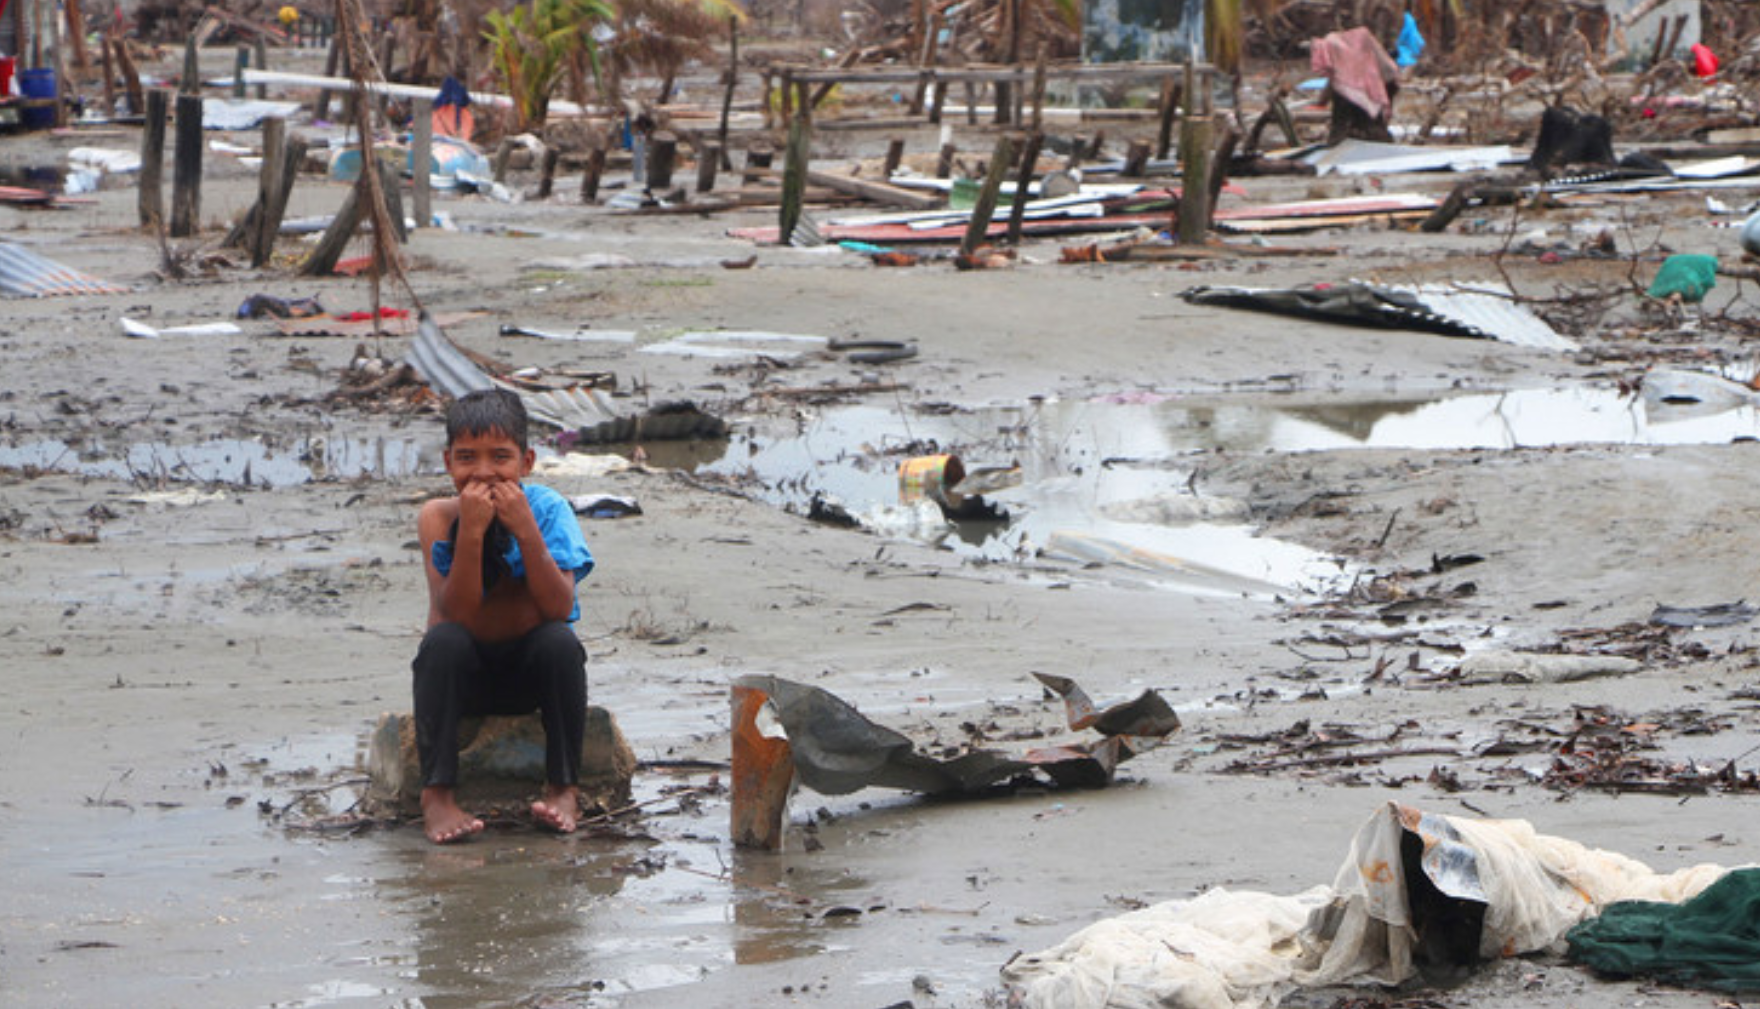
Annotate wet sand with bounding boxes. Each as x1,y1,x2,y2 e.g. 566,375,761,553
5,46,1760,1009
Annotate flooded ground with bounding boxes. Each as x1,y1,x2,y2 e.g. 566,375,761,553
9,44,1760,1009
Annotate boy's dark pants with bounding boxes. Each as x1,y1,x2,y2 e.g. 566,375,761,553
412,621,588,789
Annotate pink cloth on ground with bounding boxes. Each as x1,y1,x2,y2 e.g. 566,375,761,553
1311,27,1400,121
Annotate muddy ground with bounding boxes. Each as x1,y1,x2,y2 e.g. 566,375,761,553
4,42,1760,1009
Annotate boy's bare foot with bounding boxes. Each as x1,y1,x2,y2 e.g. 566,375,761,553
531,785,580,834
421,786,485,844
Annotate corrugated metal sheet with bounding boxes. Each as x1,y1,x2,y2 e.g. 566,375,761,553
407,312,618,430
1390,282,1577,352
0,241,129,297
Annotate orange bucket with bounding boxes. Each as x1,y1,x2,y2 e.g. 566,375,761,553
898,453,965,509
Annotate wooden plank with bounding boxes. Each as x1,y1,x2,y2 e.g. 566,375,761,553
805,169,940,210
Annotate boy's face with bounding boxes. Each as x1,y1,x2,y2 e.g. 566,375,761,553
443,428,534,492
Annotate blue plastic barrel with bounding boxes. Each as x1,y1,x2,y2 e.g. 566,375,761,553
20,68,56,130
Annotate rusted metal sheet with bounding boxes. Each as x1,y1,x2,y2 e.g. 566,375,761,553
407,311,619,430
0,241,129,297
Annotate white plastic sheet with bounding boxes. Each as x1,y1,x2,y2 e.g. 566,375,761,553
1004,802,1735,1009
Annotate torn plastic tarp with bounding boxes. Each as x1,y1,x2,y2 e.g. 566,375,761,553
1003,801,1739,1009
736,673,1179,797
1181,282,1575,352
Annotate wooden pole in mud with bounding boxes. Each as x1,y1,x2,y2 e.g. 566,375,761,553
730,684,794,850
778,80,810,245
246,115,284,258
170,92,203,237
138,88,167,228
254,128,306,267
411,98,432,228
1006,130,1041,244
647,130,678,190
115,38,142,114
961,133,1014,256
696,141,720,193
581,145,605,202
538,146,561,198
717,16,738,170
181,34,200,95
882,138,905,178
1176,62,1210,245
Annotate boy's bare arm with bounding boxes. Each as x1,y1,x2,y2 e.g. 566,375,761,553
419,497,488,627
490,483,576,622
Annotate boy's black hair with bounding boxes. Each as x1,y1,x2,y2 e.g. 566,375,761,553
446,389,529,451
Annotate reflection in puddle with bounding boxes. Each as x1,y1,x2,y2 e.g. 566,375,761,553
0,435,437,488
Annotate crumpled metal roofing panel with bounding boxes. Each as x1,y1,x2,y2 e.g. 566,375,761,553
407,312,618,430
1390,282,1577,353
0,241,130,297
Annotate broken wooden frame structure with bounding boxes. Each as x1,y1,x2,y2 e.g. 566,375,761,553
767,58,1218,133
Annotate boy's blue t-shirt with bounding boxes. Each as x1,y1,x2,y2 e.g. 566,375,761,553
430,483,595,622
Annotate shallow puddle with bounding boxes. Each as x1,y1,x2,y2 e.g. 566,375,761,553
641,384,1760,596
0,434,435,488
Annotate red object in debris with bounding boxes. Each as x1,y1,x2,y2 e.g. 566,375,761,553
1692,44,1718,78
333,308,411,322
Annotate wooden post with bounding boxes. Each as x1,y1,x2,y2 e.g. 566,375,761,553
960,133,1014,256
935,141,956,179
254,129,307,266
582,145,605,202
314,38,340,120
411,98,432,228
492,137,515,182
1006,131,1042,244
963,81,976,125
379,160,407,244
1029,44,1048,133
100,30,116,117
882,138,905,178
647,130,678,190
538,146,561,198
1155,75,1181,160
778,82,811,243
65,0,90,70
248,116,285,259
301,181,363,276
170,93,203,237
928,80,947,124
115,38,142,115
696,141,721,193
1205,117,1239,220
182,35,201,95
138,88,168,228
1122,140,1150,177
254,38,268,99
717,16,738,170
730,684,794,851
1176,65,1211,245
233,45,249,99
742,143,772,183
910,13,940,116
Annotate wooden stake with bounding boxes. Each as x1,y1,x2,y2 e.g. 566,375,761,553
1122,140,1150,178
696,141,721,193
961,133,1014,257
181,35,200,95
1006,131,1041,244
99,30,115,117
255,130,307,266
537,146,561,198
1155,75,1181,160
115,38,142,115
717,16,738,170
65,0,89,70
254,38,268,99
1176,78,1211,244
313,38,340,120
647,130,678,190
882,138,905,179
170,93,203,237
582,145,605,202
778,81,810,243
301,179,363,276
248,116,285,258
730,684,794,850
411,97,432,228
233,45,249,99
138,88,167,228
